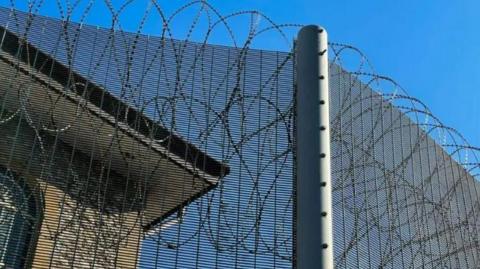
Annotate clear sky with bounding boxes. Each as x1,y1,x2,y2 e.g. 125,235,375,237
211,0,480,147
3,0,479,147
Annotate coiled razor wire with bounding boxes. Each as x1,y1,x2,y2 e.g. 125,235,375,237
0,1,478,268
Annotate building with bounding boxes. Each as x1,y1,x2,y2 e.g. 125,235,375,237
0,8,228,268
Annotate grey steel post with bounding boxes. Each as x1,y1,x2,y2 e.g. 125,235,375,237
295,25,333,269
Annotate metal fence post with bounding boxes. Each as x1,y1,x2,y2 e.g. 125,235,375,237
295,25,333,269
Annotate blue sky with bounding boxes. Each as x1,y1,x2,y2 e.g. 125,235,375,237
218,0,480,147
3,0,479,146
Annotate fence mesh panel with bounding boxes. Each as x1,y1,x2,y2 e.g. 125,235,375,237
0,1,479,268
329,61,480,268
0,3,295,268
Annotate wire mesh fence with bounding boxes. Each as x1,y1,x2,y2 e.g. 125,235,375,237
0,1,479,269
0,2,295,268
328,44,480,268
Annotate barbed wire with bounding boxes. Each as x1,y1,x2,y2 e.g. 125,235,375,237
0,1,478,268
